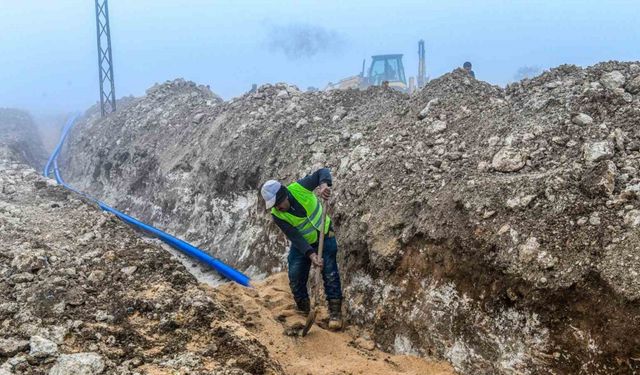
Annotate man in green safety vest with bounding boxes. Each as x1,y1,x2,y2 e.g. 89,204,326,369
260,168,343,330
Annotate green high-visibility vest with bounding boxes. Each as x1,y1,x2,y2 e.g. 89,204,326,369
271,182,331,245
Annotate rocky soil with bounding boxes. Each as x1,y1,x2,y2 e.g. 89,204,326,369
0,109,48,170
60,62,640,374
0,160,283,372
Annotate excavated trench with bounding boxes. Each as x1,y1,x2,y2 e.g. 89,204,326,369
1,110,453,374
57,62,640,374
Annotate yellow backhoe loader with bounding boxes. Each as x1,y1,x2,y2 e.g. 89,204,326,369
327,54,408,92
326,40,427,94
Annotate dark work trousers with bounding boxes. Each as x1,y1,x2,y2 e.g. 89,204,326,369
287,236,343,301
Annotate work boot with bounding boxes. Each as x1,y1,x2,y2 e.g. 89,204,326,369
327,298,343,330
294,298,310,315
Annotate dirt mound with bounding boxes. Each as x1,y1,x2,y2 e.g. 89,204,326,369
0,160,282,374
60,62,640,373
0,108,47,170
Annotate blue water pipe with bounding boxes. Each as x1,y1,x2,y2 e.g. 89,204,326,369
43,114,78,178
44,114,251,287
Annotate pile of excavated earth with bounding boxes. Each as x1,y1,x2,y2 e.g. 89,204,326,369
60,61,640,374
1,112,454,374
4,60,640,374
0,109,47,171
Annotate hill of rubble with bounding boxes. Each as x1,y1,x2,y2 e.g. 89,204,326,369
0,109,48,170
60,62,640,374
0,149,284,373
0,115,284,374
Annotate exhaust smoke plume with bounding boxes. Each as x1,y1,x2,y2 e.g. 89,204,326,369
514,66,542,81
266,23,345,60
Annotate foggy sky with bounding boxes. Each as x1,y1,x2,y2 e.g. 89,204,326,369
1,0,639,115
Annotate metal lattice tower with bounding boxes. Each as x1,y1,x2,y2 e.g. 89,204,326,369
95,0,116,117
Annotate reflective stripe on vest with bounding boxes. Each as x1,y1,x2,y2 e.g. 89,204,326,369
296,202,321,235
271,182,331,245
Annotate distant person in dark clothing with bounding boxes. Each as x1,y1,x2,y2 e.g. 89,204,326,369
463,61,475,78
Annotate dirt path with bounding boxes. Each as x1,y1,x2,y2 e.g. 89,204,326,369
216,273,456,375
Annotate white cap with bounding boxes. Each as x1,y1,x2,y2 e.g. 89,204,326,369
261,180,282,209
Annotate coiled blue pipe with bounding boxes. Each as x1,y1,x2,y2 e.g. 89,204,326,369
44,114,251,287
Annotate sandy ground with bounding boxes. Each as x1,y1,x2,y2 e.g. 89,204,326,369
216,273,456,375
